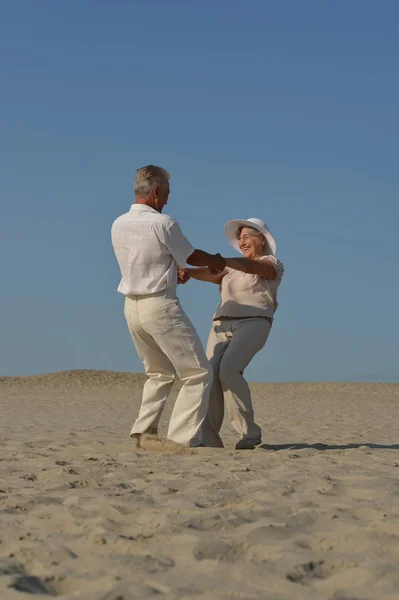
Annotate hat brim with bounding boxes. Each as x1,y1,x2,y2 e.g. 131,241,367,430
224,219,276,256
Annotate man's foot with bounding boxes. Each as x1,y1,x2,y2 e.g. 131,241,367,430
146,427,159,436
130,433,142,449
235,438,262,450
144,432,160,441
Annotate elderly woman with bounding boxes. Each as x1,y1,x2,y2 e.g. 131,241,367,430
181,218,284,450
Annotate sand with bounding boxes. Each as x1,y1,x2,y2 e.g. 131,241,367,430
1,370,399,600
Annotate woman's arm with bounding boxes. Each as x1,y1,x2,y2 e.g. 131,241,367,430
186,267,228,285
223,257,277,279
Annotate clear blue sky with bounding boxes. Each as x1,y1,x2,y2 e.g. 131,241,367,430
1,1,398,382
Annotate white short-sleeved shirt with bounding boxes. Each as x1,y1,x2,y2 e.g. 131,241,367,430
111,204,194,296
214,255,285,320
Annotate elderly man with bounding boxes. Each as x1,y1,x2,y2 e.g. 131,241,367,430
111,165,225,447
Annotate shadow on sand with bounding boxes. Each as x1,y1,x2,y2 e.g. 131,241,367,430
260,442,399,451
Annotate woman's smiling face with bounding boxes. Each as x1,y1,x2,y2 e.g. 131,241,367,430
237,227,266,258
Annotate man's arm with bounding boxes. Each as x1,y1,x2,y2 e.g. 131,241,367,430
187,250,225,273
183,267,228,285
161,221,225,273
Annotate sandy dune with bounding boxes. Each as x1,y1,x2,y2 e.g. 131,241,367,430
1,370,399,599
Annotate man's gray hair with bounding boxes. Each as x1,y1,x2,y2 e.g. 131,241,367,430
134,165,171,197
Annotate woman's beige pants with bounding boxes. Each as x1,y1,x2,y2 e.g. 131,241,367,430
124,293,212,447
202,318,271,447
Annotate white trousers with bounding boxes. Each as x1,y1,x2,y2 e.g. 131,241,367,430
201,318,271,447
124,292,212,447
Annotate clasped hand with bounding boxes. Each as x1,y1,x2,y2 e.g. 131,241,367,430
177,268,190,284
177,254,225,284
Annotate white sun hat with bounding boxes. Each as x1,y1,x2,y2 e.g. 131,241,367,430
224,217,277,256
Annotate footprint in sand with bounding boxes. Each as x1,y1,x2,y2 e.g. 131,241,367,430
9,575,58,595
286,559,356,585
194,538,241,562
185,514,231,532
247,523,294,542
0,560,59,596
287,559,334,584
0,560,25,575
